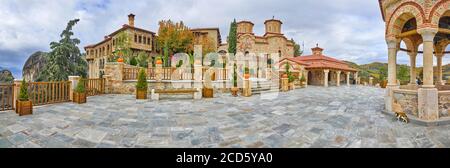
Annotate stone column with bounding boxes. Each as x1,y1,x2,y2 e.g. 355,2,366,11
418,28,438,88
68,76,80,101
354,72,359,85
243,78,252,97
305,70,309,88
408,52,418,85
336,71,341,86
266,68,272,80
281,76,289,92
324,69,329,87
346,72,351,86
369,77,374,86
387,39,398,86
417,28,439,121
13,79,22,109
436,53,444,85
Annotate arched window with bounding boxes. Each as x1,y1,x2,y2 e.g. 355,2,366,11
278,50,282,57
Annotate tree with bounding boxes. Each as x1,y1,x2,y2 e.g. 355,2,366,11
136,68,148,90
19,80,29,101
397,65,410,84
136,51,149,68
228,19,237,54
292,39,302,56
38,19,87,81
113,31,132,61
195,36,216,58
156,20,194,55
378,66,387,81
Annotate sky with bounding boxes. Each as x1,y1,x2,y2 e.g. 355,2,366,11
0,0,449,79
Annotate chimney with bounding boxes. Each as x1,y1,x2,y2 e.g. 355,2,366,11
128,14,135,27
311,43,324,55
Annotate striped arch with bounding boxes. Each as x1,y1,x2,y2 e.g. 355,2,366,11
402,37,419,52
429,0,450,27
386,2,426,37
435,39,450,55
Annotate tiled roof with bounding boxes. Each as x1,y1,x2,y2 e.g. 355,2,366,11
291,54,358,72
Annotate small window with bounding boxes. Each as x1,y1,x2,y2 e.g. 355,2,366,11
139,36,142,43
143,37,146,44
134,34,138,43
148,38,151,45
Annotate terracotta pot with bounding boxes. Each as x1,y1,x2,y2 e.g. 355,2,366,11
282,74,288,78
380,80,388,88
17,100,33,116
136,89,148,99
202,88,214,98
244,74,250,79
73,92,87,104
231,87,239,97
156,60,163,65
117,58,124,63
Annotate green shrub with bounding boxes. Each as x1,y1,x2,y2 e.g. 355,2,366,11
19,80,29,101
244,67,250,74
233,63,238,87
300,75,306,82
176,60,183,68
75,79,86,93
136,68,148,90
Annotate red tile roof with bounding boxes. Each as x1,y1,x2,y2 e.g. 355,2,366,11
290,54,357,72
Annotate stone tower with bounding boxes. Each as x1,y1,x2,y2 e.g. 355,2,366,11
311,44,324,55
264,17,282,34
237,21,254,34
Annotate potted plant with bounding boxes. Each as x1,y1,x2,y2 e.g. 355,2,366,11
73,79,87,104
244,67,250,79
285,63,295,90
155,56,163,65
136,68,148,99
16,80,32,116
231,63,239,97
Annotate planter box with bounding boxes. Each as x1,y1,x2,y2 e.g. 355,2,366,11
73,92,87,104
17,100,33,116
203,88,214,98
231,87,239,97
136,89,148,99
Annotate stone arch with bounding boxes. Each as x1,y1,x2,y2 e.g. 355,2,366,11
435,39,450,54
386,2,426,37
401,36,420,52
429,0,450,27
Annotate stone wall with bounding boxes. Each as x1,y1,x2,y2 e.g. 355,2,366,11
438,91,450,118
393,89,418,117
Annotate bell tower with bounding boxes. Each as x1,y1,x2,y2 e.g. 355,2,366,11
264,16,282,34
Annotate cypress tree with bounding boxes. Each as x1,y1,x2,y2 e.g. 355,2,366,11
228,19,237,54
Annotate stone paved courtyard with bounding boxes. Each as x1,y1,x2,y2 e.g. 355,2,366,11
1,86,449,148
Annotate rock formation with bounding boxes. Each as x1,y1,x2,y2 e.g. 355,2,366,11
22,51,48,82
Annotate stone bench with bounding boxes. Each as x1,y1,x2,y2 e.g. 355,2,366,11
151,88,202,100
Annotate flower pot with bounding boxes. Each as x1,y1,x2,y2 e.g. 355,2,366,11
156,60,163,65
73,92,87,104
17,100,32,116
117,58,124,63
380,80,388,88
231,87,239,97
136,89,148,99
202,88,214,98
244,74,250,79
282,74,288,78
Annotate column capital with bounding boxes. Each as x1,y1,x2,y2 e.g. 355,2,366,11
336,70,341,74
407,51,418,58
324,69,330,73
346,72,351,75
386,38,399,49
435,53,445,58
417,28,438,42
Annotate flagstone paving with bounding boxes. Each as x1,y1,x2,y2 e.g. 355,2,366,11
1,86,449,148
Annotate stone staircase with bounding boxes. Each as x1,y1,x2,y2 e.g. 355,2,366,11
251,80,278,95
